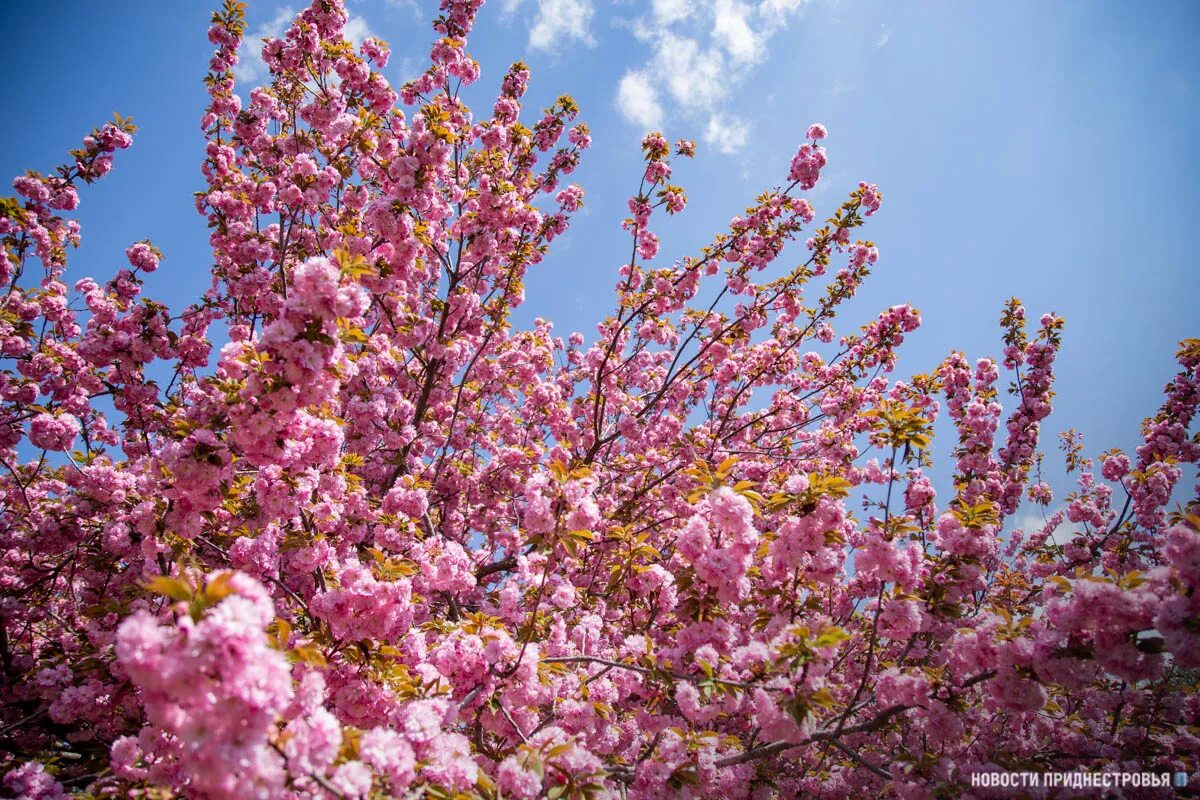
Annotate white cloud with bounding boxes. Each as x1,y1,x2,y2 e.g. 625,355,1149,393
502,0,810,152
1013,511,1083,547
233,6,296,84
657,32,726,109
704,113,750,154
616,71,664,129
396,55,424,84
528,0,596,51
609,0,811,153
652,0,693,26
876,29,891,48
386,0,424,20
344,15,375,48
713,0,762,64
757,0,807,27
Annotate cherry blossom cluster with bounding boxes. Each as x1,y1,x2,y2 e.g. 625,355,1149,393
0,0,1196,798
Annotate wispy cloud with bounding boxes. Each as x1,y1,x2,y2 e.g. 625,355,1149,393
234,6,296,84
613,0,811,155
1013,510,1082,547
652,0,691,25
344,15,375,47
616,71,664,129
385,0,424,22
713,0,763,65
704,112,750,154
876,29,891,48
507,0,597,52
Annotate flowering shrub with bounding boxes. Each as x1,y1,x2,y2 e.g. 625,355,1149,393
1,0,1197,797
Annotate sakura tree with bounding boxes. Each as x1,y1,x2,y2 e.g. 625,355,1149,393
1,1,1197,798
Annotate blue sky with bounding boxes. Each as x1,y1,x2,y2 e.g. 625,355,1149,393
3,0,1198,506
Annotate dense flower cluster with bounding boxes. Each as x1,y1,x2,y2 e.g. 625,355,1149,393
0,0,1197,798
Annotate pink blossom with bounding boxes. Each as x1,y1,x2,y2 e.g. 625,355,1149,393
0,3,1195,796
125,241,160,272
28,412,79,451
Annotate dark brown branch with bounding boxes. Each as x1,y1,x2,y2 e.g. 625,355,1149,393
475,555,517,580
714,670,997,769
